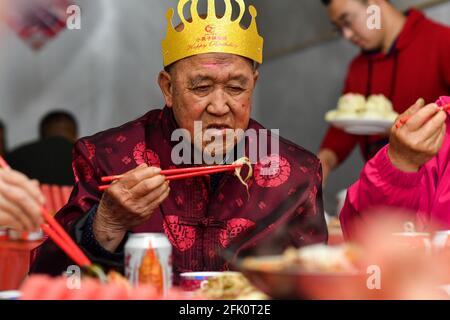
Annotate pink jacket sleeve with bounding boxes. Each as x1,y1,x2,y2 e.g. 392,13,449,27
340,147,425,240
340,97,450,240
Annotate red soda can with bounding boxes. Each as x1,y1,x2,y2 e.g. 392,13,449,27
125,233,172,296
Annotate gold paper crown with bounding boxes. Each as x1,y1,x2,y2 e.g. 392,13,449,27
161,0,264,67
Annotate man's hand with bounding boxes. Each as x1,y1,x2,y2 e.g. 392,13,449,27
94,164,170,252
0,169,45,231
317,149,338,185
388,99,447,172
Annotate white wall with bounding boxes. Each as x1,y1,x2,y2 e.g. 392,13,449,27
0,0,179,149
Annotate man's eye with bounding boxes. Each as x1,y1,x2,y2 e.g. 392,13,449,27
228,86,244,94
342,19,353,29
193,86,211,93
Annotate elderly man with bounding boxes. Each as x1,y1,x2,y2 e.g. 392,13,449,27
31,0,327,277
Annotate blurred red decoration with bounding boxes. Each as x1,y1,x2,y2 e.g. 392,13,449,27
4,0,69,50
40,184,73,215
21,275,195,300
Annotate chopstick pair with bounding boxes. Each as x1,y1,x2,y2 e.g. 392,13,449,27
0,156,91,269
40,209,91,268
98,163,244,192
395,104,450,129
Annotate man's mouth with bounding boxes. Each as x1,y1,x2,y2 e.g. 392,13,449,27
206,124,233,134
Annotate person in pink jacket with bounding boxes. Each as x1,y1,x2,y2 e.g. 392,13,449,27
340,96,450,240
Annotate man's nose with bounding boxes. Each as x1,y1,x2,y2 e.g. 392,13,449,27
206,89,231,116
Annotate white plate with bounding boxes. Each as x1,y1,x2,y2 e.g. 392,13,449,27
328,118,394,135
0,291,21,300
179,272,223,281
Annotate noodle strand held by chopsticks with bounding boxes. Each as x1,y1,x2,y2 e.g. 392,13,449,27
233,157,253,200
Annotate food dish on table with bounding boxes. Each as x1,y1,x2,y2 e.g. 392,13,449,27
325,94,399,135
198,272,268,300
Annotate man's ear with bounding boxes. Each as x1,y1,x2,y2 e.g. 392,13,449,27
253,69,260,88
158,70,173,108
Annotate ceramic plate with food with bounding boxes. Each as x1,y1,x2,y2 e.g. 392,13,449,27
325,94,398,135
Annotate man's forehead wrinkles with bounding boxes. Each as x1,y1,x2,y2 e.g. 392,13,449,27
193,56,235,68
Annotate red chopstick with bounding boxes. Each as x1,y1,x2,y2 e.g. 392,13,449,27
40,207,91,267
396,104,450,129
0,155,91,268
101,164,243,183
41,223,90,267
98,164,243,192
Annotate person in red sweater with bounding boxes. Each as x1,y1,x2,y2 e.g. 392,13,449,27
318,0,450,182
